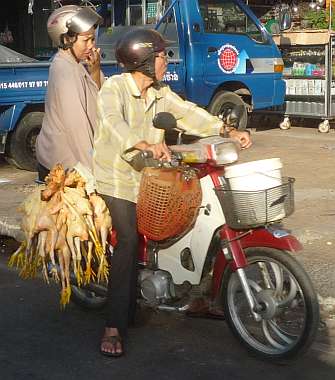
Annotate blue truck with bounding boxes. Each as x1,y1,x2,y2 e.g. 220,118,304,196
0,0,290,171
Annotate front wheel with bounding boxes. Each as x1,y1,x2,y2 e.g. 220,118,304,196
221,248,320,360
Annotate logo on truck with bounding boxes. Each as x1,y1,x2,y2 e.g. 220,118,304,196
217,44,239,74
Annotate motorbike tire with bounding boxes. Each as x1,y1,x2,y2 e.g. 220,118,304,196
207,91,248,131
6,111,43,171
70,283,107,310
221,247,320,360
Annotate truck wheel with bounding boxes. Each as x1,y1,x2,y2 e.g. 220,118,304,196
207,91,248,130
6,111,44,171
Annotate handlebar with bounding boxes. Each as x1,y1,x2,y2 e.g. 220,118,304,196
125,109,243,171
125,150,175,172
140,150,154,159
126,136,240,172
138,150,182,160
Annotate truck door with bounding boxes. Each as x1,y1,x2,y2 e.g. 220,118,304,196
156,2,185,95
196,0,278,109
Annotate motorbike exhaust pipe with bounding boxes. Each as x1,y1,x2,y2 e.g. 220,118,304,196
157,304,190,312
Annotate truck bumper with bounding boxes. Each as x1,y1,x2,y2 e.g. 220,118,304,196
271,78,286,107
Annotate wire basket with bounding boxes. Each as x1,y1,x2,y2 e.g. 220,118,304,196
215,177,295,229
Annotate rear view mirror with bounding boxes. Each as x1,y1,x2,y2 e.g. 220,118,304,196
153,112,186,145
153,112,178,131
279,4,292,31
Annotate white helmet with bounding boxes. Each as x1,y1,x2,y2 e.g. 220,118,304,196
47,5,103,47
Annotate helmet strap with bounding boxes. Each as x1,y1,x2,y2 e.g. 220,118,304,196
60,33,77,50
69,46,80,63
137,54,156,80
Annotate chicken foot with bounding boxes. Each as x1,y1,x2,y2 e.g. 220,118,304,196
84,240,95,284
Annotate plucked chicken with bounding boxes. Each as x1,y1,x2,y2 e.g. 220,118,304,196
9,164,112,307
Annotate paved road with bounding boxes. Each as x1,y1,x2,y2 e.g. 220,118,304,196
0,253,335,380
238,125,335,301
1,126,335,298
1,125,335,379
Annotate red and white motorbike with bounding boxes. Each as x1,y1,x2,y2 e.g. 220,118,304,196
71,109,320,360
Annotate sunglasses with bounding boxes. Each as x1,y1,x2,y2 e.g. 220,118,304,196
155,51,168,61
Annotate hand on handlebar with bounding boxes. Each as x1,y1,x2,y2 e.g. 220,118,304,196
228,129,252,149
146,141,172,161
134,141,172,162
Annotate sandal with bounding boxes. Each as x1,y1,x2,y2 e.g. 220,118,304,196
100,335,124,358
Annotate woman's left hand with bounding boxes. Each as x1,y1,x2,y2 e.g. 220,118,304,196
229,129,252,149
86,48,102,89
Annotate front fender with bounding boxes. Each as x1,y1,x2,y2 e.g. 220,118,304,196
240,227,303,253
0,104,27,133
211,226,302,299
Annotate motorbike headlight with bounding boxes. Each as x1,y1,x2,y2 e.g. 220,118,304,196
170,137,240,165
212,141,240,165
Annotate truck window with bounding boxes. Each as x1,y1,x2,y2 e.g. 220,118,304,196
156,7,180,59
198,0,265,43
117,0,164,26
128,0,144,25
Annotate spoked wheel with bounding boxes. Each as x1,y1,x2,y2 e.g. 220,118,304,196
221,248,320,360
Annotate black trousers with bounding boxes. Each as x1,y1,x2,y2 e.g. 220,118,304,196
101,195,139,336
37,163,50,182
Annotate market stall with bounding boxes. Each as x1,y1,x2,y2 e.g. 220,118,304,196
272,29,334,132
250,0,335,132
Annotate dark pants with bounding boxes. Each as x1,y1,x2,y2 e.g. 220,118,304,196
37,163,49,182
101,195,139,336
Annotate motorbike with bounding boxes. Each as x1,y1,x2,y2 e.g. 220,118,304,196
70,108,320,360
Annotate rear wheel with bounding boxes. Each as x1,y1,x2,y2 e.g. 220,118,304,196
6,111,43,171
71,283,107,310
221,248,320,360
207,91,248,130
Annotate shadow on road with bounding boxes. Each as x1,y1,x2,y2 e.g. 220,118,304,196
0,235,334,380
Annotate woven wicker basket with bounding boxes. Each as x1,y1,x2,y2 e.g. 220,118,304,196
137,167,202,241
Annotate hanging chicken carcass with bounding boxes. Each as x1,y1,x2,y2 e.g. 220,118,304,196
9,164,112,307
